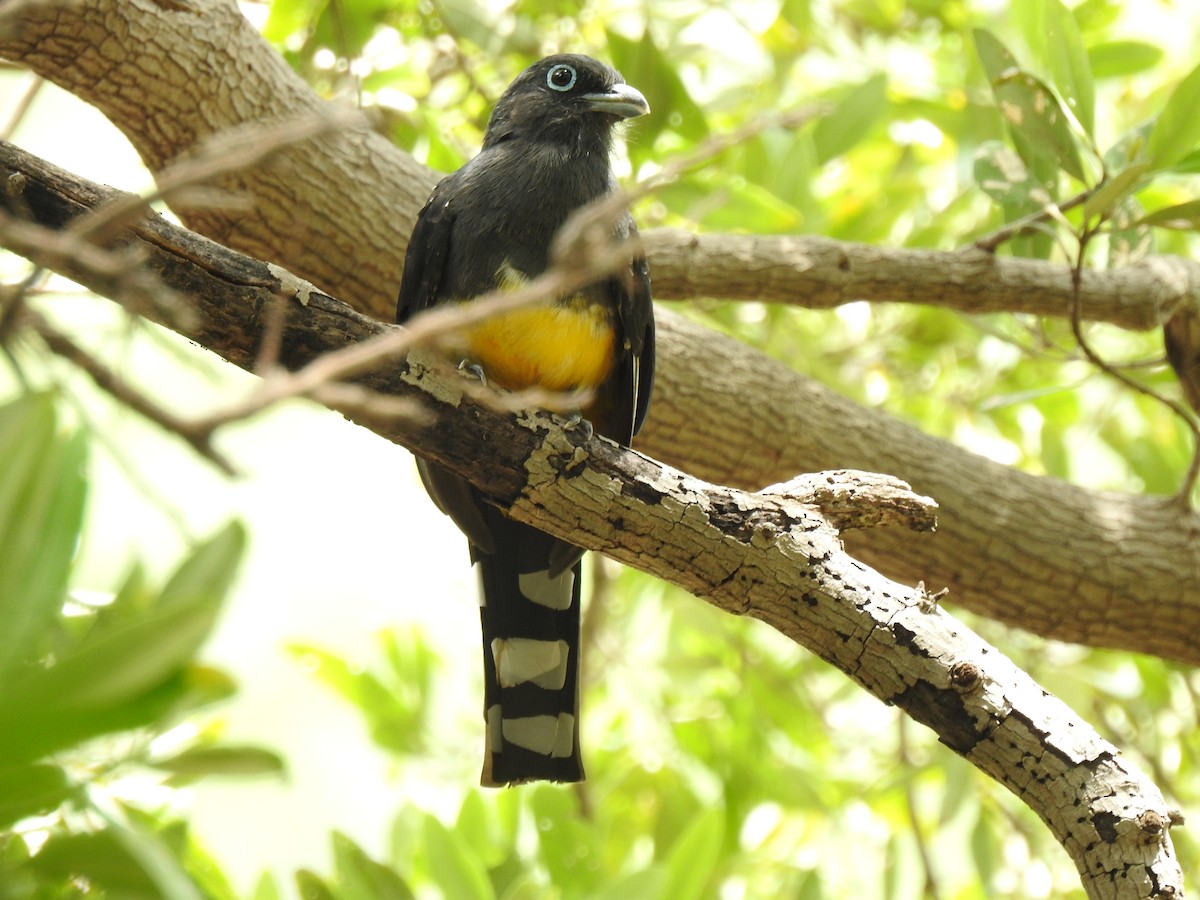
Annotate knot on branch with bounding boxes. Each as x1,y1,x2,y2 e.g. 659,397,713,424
757,469,937,533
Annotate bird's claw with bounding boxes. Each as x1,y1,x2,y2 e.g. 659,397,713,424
564,413,592,440
458,361,487,385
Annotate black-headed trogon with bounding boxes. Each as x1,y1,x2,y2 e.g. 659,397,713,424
395,55,655,785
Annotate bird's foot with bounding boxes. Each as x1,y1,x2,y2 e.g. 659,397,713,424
563,412,592,440
458,360,487,385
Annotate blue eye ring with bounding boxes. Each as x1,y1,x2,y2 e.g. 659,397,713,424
546,64,577,92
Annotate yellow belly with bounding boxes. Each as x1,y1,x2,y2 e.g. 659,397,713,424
465,302,616,391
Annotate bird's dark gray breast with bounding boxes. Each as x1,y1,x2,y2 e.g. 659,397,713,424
442,141,614,299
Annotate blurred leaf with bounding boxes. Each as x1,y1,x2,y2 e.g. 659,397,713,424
331,831,414,900
27,823,204,900
252,872,285,900
0,393,87,679
0,522,243,715
295,869,338,900
30,832,151,896
973,27,1020,86
1107,197,1153,267
261,0,323,44
996,73,1086,182
1087,41,1164,79
152,745,285,783
589,865,668,900
453,792,503,870
287,629,435,755
0,764,72,830
1147,61,1200,170
660,806,724,900
973,141,1050,207
421,813,492,900
606,29,709,146
658,175,802,233
2,597,224,714
1136,200,1200,231
1043,0,1094,136
158,520,247,610
974,29,1086,182
529,786,598,891
813,74,889,163
1071,0,1122,31
1081,162,1150,222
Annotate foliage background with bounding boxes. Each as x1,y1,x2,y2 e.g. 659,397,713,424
2,0,1199,897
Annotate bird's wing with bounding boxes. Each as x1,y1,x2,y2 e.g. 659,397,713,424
396,175,458,323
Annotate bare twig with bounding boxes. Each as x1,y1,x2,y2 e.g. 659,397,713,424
898,716,942,900
0,72,43,141
973,187,1093,253
67,107,365,243
24,307,237,475
1067,224,1200,505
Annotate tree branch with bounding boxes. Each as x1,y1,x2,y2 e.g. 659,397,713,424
0,138,1184,898
642,228,1200,329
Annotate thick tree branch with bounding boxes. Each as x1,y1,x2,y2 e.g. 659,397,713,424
643,228,1200,330
0,140,1184,898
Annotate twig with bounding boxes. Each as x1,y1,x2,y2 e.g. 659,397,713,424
1067,224,1200,505
973,187,1092,253
0,72,43,141
24,307,237,475
898,716,942,900
66,107,365,243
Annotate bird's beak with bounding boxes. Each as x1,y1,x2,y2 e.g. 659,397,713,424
582,83,650,119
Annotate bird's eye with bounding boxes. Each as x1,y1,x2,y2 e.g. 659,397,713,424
546,64,577,92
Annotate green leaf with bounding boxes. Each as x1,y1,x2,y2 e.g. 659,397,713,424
1136,200,1200,231
152,745,285,783
0,764,72,830
421,814,492,900
30,830,159,897
295,870,338,900
1071,0,1122,31
589,866,668,900
1081,161,1150,222
605,28,709,145
1043,0,1094,136
1147,61,1200,170
1087,41,1164,79
1,595,224,715
973,141,1052,208
158,521,247,609
0,522,246,713
261,0,320,44
973,28,1020,85
0,393,87,679
812,74,889,163
659,806,724,900
332,831,414,900
0,669,193,764
993,69,1086,182
252,872,284,900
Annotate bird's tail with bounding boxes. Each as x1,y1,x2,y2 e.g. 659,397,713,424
474,518,584,786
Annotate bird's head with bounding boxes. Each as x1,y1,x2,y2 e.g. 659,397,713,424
482,54,650,153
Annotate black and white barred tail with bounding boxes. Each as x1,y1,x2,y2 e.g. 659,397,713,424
474,517,583,785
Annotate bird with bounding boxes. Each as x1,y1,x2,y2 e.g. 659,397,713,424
395,54,655,785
